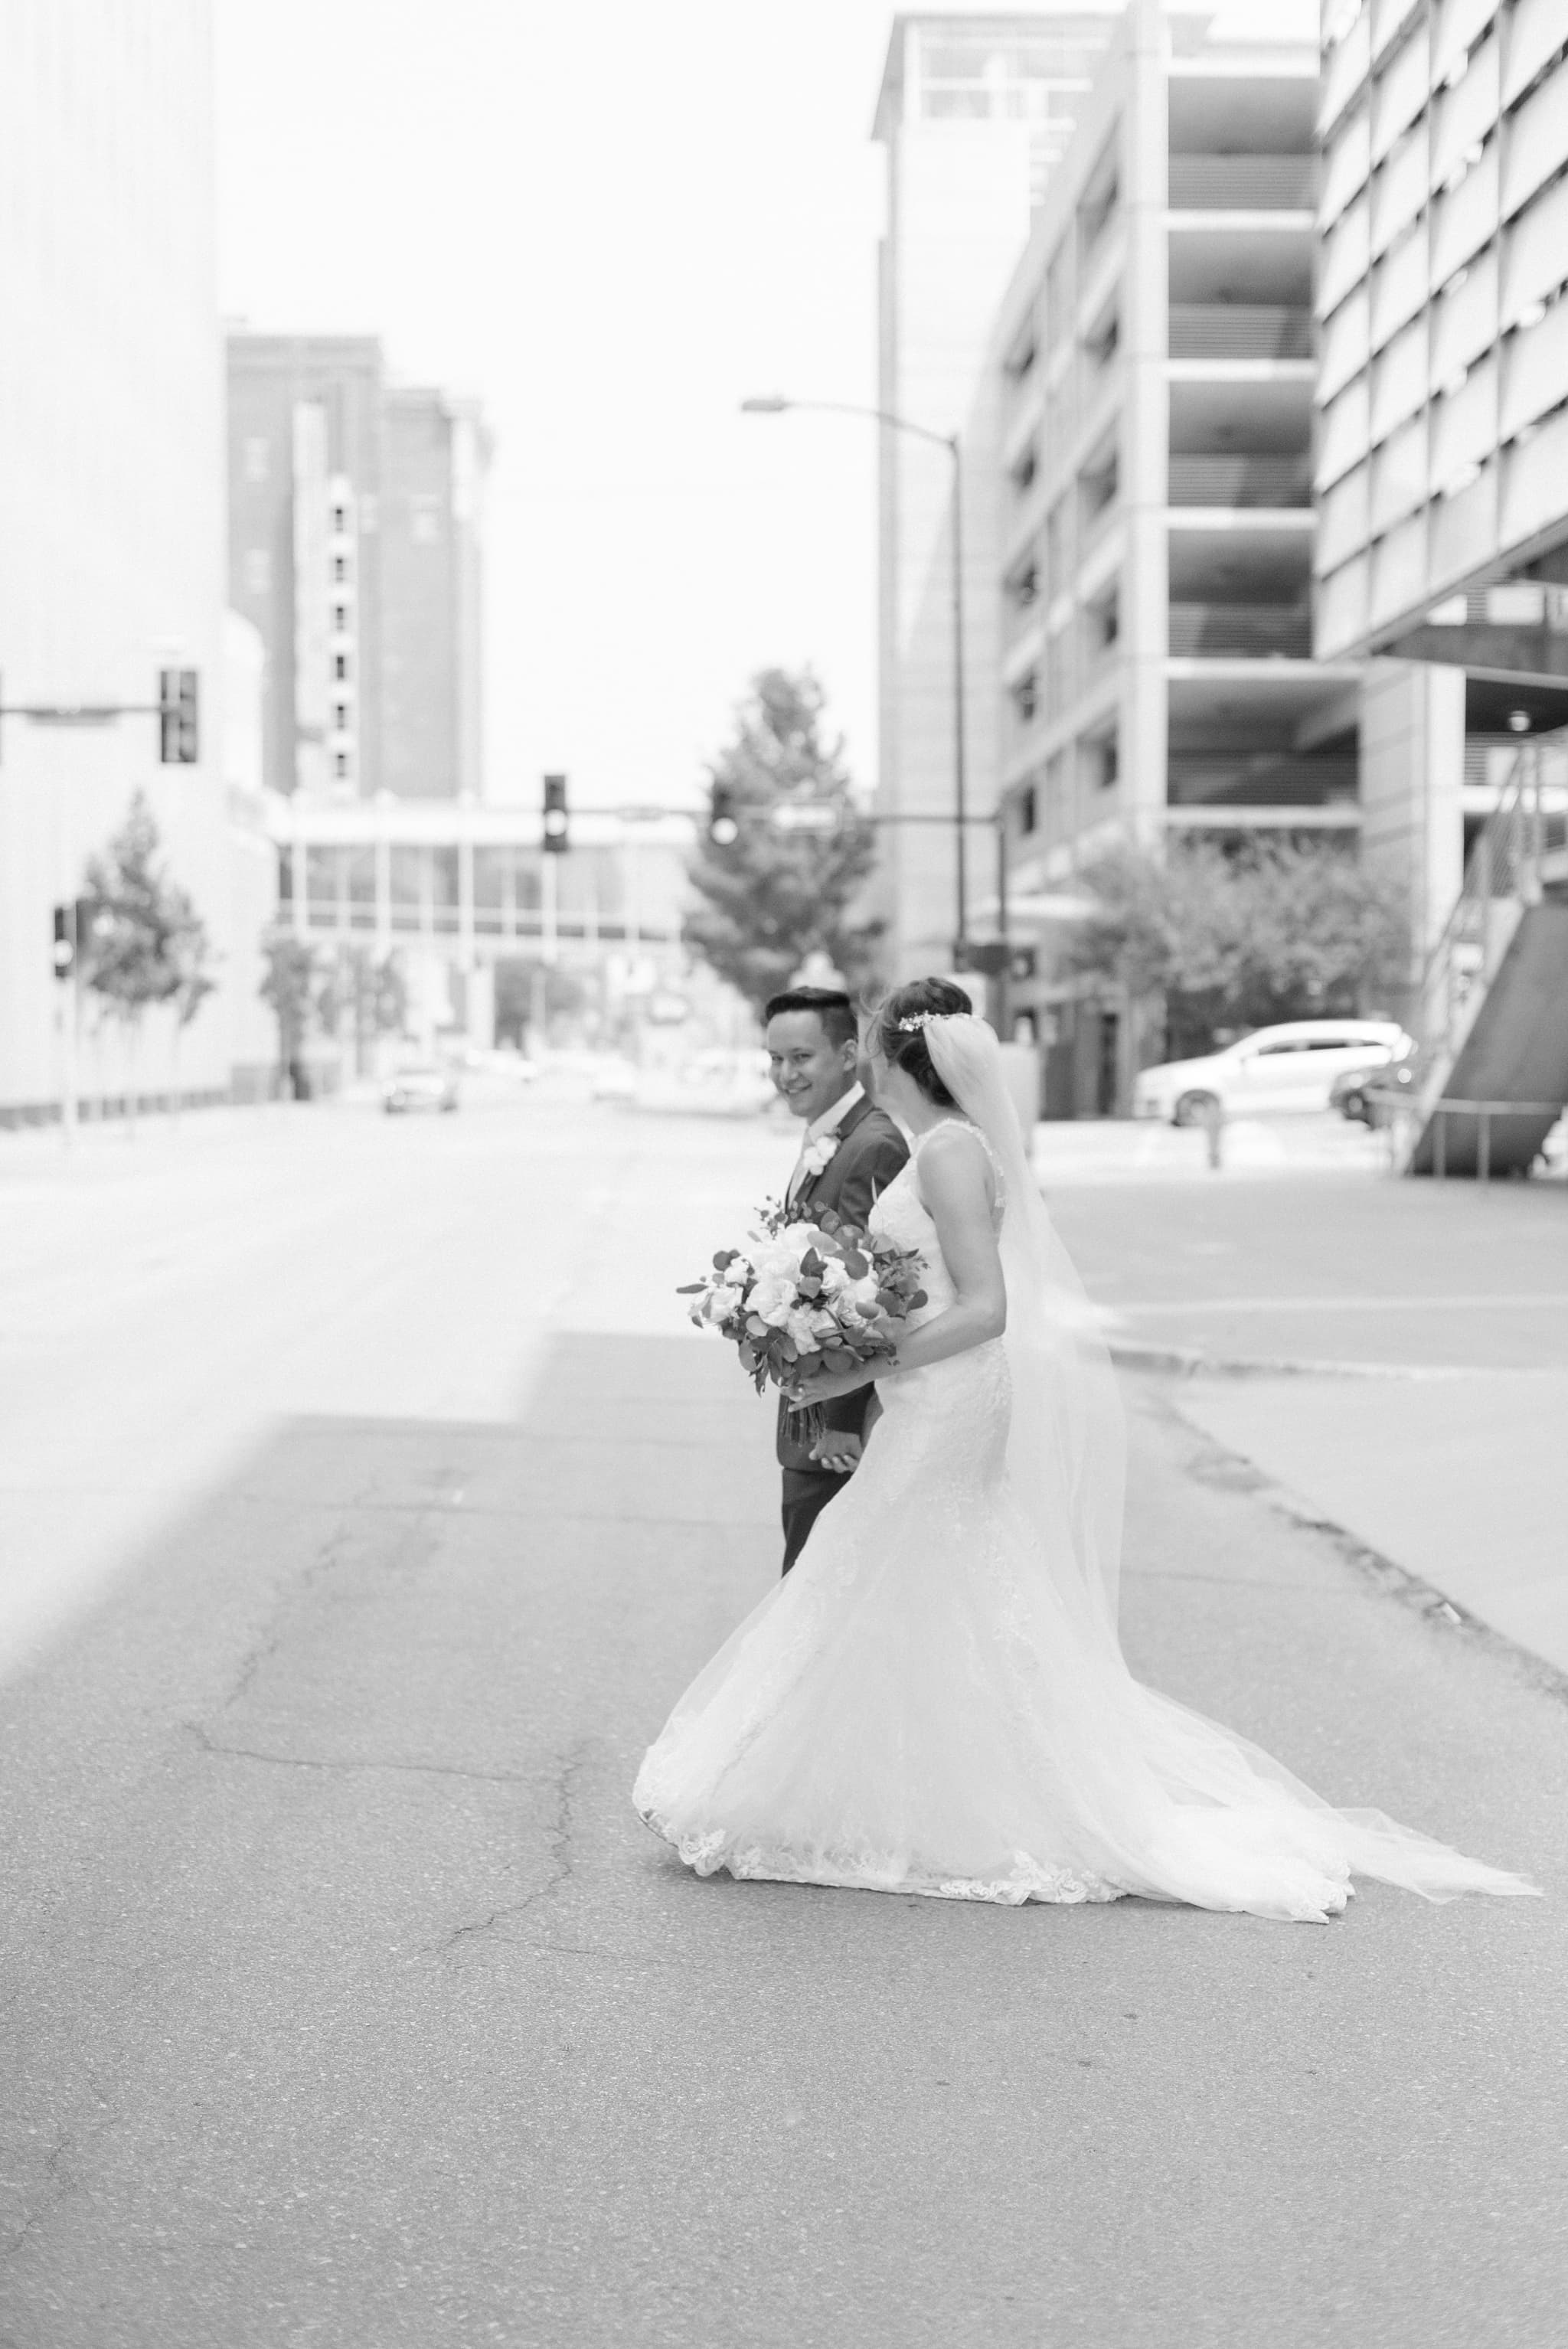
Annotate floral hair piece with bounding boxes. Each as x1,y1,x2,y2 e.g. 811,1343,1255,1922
895,1013,940,1034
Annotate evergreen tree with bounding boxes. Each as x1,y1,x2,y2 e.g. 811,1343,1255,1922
683,668,882,1014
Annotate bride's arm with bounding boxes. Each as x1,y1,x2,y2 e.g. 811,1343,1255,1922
789,1128,1005,1400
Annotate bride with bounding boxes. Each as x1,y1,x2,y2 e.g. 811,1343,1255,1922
633,977,1537,1923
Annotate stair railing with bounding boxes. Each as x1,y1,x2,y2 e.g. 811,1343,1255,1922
1410,740,1557,1070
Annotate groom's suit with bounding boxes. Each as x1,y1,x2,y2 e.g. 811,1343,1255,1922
777,1090,909,1575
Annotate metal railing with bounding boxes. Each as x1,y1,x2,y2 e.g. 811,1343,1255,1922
1168,305,1313,361
1410,738,1568,1070
1166,453,1311,507
1167,603,1312,658
1168,155,1315,211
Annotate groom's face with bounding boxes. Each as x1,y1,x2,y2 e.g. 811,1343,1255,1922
765,1011,858,1124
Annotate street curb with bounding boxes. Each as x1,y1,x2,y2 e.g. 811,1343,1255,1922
1108,1339,1473,1382
1153,1390,1568,1712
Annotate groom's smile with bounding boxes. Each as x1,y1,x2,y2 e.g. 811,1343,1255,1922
764,1006,860,1125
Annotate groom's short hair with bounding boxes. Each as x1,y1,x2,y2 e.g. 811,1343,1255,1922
763,987,858,1050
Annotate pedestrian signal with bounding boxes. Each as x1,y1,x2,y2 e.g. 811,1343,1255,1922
542,773,569,854
52,903,74,979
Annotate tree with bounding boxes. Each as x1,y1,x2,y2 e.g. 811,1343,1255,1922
683,668,883,1014
259,933,319,1097
79,791,216,1125
315,944,407,1074
1063,837,1410,1059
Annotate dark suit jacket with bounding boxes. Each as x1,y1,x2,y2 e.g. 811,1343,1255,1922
775,1091,910,1474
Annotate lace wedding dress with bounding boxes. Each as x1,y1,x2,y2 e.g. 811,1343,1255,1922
634,1021,1537,1924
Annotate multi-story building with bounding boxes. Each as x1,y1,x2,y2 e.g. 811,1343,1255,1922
1311,0,1568,1175
0,0,274,1124
266,796,696,1059
872,8,1129,979
227,336,488,803
987,1,1348,1113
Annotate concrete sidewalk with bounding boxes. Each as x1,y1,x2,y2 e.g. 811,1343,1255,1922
1044,1168,1568,1679
2,1327,1562,2347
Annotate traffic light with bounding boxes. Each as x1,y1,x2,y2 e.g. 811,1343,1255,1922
52,903,74,981
1009,946,1037,982
707,784,739,848
542,773,569,854
158,668,199,764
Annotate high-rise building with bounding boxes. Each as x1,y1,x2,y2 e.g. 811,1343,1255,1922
873,8,1130,979
988,2,1338,1112
1310,0,1568,1175
0,0,274,1123
227,335,488,803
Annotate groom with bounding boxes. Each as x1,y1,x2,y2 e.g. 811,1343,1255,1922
764,986,909,1574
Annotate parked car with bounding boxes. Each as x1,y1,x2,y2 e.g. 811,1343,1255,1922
1331,1052,1419,1123
382,1063,459,1115
1132,1020,1412,1125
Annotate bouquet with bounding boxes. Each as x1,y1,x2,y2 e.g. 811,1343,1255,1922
679,1201,927,1440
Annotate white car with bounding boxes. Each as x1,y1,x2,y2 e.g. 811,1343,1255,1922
1132,1020,1412,1125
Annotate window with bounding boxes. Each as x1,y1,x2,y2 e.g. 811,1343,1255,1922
1011,671,1039,723
1019,785,1038,834
411,494,442,544
332,503,348,532
335,751,350,780
333,604,348,631
243,436,269,485
334,653,349,681
334,702,348,730
333,554,348,582
1008,559,1039,609
243,548,270,595
1097,736,1119,790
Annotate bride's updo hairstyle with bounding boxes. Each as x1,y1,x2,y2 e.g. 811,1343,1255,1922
875,976,972,1106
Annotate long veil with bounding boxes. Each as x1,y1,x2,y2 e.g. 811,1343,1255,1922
925,1015,1127,1662
923,1014,1537,1906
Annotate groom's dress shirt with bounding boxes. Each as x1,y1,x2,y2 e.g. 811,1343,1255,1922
786,1083,865,1207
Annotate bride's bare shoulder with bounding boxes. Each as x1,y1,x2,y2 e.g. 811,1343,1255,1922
913,1121,996,1210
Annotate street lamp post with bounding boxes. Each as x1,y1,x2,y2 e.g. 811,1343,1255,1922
740,394,969,962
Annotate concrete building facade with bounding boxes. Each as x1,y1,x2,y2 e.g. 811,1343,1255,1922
988,2,1347,1112
227,336,488,804
0,0,274,1123
1309,0,1568,1175
872,8,1127,980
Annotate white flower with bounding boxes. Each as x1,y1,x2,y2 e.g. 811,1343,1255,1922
784,1306,823,1354
707,1282,743,1322
799,1132,841,1181
750,1272,797,1328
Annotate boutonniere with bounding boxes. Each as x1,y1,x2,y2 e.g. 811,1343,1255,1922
799,1131,841,1181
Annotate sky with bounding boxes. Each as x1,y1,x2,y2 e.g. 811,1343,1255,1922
213,0,1315,815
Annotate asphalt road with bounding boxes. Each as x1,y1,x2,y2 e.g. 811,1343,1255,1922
2,1092,1564,2347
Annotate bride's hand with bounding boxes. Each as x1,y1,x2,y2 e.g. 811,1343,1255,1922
786,1361,870,1406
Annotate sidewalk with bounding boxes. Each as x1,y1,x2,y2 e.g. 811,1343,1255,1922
1041,1158,1568,1677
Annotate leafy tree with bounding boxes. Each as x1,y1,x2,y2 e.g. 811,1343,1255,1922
1063,837,1410,1059
79,791,215,1124
259,933,319,1096
683,668,882,1014
315,945,407,1073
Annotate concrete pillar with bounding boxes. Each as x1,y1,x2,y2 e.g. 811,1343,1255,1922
1357,660,1465,1001
1119,0,1170,852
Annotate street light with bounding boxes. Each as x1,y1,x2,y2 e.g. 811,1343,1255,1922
740,394,970,961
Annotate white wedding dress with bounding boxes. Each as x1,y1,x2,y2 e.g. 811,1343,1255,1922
634,1022,1537,1924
